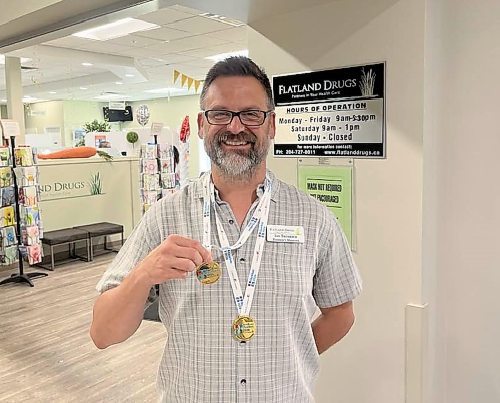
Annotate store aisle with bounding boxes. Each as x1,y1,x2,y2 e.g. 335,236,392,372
0,255,165,402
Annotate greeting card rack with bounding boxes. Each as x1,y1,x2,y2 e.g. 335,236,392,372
0,136,47,287
139,134,177,214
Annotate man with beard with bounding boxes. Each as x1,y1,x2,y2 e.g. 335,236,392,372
90,56,361,402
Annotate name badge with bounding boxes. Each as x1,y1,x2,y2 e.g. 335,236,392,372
266,225,305,243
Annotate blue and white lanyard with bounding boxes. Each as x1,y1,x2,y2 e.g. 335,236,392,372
202,174,271,316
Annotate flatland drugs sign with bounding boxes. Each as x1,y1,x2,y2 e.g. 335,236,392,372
273,62,386,158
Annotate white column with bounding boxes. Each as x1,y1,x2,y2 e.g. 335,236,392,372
5,56,25,141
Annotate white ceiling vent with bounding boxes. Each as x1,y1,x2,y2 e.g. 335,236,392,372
199,13,244,27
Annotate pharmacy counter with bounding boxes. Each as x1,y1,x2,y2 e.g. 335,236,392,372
38,156,141,238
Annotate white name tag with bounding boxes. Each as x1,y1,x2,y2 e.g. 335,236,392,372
266,225,305,243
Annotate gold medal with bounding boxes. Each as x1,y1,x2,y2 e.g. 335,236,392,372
196,261,221,284
232,315,256,341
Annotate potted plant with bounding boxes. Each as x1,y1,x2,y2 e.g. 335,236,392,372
126,131,139,154
83,119,111,133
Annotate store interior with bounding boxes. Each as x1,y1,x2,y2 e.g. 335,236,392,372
1,1,500,403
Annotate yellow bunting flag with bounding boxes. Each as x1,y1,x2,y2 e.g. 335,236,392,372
181,74,188,87
173,70,180,84
194,80,201,92
187,77,194,90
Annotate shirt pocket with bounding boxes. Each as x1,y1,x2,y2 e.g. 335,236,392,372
261,241,316,297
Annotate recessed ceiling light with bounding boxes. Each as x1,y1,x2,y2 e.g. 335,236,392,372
72,18,159,41
1,99,6,103
81,62,93,66
144,87,188,95
206,49,248,62
80,87,88,90
115,81,123,85
49,91,57,94
22,96,38,103
125,74,135,78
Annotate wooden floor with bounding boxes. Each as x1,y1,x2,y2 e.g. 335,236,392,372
0,255,165,402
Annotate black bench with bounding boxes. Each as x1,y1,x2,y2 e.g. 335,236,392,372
72,222,124,260
39,228,91,270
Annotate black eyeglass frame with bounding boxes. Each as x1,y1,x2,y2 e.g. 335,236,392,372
203,109,274,127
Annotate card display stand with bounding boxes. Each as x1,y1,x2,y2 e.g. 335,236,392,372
139,136,177,213
0,138,47,287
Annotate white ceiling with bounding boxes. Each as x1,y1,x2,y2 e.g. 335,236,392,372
0,4,248,103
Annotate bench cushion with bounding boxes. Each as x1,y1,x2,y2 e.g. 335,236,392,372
42,228,89,245
73,222,123,237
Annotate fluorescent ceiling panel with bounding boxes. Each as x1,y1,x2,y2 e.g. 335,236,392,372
73,18,159,41
205,49,248,62
144,87,188,95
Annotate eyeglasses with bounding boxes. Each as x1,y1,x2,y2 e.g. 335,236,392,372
203,109,273,127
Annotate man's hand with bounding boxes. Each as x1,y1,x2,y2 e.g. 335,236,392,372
312,301,355,354
135,234,213,286
90,235,211,349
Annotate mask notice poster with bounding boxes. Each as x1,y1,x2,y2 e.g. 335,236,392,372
273,62,385,158
297,164,353,246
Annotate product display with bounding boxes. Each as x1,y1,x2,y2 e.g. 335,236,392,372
13,146,44,265
0,124,48,287
139,141,177,213
0,146,18,266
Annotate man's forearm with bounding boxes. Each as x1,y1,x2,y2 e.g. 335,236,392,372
311,302,355,354
90,269,152,349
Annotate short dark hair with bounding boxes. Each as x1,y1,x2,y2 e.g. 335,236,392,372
200,56,274,110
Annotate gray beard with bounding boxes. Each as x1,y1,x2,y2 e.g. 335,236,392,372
204,133,269,182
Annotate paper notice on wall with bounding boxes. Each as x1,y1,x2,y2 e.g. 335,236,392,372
0,119,21,138
151,122,164,137
298,164,353,246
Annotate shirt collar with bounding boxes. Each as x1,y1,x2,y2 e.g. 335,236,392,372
195,169,279,203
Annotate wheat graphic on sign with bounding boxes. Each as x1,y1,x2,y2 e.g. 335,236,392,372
360,68,376,96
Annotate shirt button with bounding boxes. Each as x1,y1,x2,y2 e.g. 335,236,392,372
229,219,234,225
240,341,246,345
240,379,247,386
239,257,246,263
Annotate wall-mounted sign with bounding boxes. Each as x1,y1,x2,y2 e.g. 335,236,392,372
0,119,21,138
40,170,105,201
151,122,164,137
297,164,353,246
273,62,385,158
109,101,126,110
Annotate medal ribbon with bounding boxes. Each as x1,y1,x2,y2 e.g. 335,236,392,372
202,173,272,316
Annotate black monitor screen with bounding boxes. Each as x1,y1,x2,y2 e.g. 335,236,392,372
103,106,133,122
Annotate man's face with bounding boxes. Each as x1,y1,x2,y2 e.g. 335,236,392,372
198,76,275,181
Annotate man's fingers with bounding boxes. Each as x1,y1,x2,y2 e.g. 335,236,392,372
169,268,190,279
171,257,197,272
165,235,211,265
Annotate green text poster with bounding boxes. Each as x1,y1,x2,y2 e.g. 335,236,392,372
298,165,352,246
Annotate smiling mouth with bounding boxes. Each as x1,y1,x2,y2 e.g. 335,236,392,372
222,140,252,146
219,133,255,147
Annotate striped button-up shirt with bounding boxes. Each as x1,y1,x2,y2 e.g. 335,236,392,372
97,170,362,402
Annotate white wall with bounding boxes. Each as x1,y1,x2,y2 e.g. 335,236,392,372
431,1,500,402
24,100,64,136
249,0,425,401
23,96,203,177
63,100,105,146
